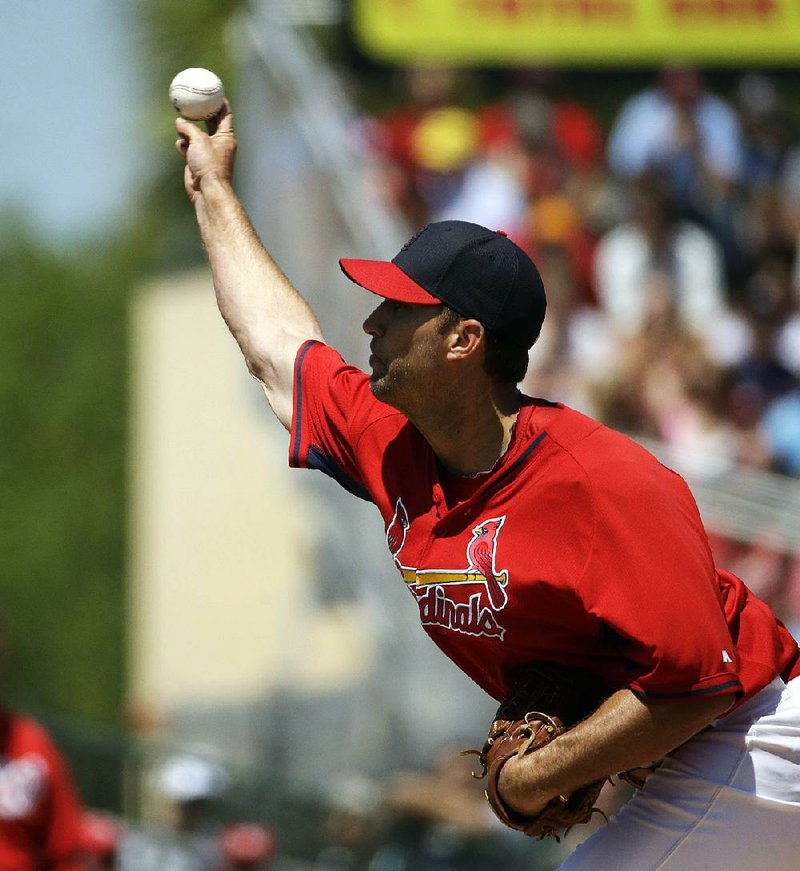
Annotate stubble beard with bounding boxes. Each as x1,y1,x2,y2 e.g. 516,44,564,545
369,361,406,407
370,362,446,428
368,332,444,417
369,356,428,417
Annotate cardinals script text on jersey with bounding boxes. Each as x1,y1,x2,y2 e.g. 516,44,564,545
387,498,509,639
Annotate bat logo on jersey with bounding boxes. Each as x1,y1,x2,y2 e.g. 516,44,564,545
385,501,508,639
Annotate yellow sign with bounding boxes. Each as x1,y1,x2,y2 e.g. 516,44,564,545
353,0,800,64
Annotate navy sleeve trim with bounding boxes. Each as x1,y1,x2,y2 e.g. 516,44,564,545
291,339,322,467
307,446,373,503
633,679,742,701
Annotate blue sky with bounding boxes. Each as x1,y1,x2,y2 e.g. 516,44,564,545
0,1,142,240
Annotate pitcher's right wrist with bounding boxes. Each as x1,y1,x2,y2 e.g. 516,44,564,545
196,170,234,199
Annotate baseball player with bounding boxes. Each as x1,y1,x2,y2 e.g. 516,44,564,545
175,103,800,869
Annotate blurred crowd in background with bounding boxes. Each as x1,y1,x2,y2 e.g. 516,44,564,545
73,746,572,871
355,61,800,635
361,63,800,479
20,739,561,870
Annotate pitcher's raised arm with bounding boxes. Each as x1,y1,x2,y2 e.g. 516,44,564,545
175,102,323,429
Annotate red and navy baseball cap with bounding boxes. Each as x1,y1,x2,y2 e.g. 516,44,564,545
339,220,546,349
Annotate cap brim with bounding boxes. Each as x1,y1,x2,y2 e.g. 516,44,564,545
339,259,441,305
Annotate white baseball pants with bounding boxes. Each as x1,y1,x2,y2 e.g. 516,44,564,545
559,676,800,870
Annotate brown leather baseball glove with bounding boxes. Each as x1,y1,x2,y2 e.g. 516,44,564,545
463,661,610,840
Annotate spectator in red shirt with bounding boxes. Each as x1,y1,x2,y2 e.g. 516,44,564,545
0,618,84,870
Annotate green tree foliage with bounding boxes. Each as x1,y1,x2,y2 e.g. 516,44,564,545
140,0,239,89
0,221,129,723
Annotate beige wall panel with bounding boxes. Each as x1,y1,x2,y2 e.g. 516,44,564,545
128,271,371,712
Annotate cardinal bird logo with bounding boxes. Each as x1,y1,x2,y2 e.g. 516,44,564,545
386,498,410,559
466,517,509,609
393,512,510,638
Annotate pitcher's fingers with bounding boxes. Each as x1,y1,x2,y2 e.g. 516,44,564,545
206,100,232,136
175,135,189,156
175,115,199,140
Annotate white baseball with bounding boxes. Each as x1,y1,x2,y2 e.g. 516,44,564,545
168,68,225,121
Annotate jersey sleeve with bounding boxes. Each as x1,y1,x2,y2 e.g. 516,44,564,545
578,458,743,703
289,340,395,503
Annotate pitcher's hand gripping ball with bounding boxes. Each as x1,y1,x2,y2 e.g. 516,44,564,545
463,661,610,840
169,68,225,121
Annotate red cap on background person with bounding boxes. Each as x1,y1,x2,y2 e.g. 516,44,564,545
220,822,279,868
78,810,122,864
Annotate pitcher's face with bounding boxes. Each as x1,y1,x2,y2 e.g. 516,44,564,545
362,300,448,411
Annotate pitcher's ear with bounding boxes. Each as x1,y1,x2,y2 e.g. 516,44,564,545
447,319,484,360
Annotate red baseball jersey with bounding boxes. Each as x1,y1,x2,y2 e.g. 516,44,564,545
0,710,83,870
290,341,800,706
